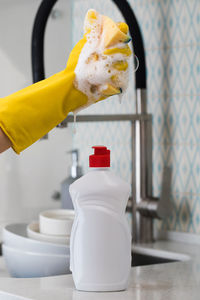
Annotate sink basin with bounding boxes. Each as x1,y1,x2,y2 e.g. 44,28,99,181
0,291,27,299
132,252,177,266
132,246,190,267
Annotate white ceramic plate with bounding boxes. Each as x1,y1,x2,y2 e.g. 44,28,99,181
2,244,70,278
39,209,74,236
27,222,70,245
3,223,69,255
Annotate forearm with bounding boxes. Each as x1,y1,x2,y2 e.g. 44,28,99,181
0,127,11,153
0,69,87,154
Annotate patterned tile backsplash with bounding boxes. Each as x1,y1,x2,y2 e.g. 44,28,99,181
71,0,200,233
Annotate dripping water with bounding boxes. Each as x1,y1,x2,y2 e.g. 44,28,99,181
73,112,77,134
118,93,123,104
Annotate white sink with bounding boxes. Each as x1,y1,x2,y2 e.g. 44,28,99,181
132,245,190,266
0,291,27,300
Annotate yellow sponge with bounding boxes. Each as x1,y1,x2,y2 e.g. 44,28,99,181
101,84,121,96
104,45,132,56
112,61,129,71
117,22,129,34
102,16,131,48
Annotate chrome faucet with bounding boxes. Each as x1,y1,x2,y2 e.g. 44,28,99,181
31,0,172,243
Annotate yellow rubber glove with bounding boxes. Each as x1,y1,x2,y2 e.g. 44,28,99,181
0,9,131,154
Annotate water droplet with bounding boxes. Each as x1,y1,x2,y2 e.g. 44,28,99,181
73,112,77,134
118,93,123,104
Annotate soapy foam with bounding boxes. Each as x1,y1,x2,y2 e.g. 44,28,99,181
74,9,131,113
134,54,139,72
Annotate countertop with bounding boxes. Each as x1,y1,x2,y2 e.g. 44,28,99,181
0,240,200,299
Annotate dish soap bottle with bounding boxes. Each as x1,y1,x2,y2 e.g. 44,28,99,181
69,146,131,291
61,150,82,209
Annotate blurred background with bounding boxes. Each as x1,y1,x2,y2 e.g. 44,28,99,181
0,0,200,238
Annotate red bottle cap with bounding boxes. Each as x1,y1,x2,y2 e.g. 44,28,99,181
89,146,110,168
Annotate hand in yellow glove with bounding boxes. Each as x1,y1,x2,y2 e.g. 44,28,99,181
0,9,132,154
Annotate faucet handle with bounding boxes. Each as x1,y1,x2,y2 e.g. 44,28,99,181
157,166,172,219
136,166,172,219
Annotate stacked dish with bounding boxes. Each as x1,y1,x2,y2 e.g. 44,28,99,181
2,209,74,278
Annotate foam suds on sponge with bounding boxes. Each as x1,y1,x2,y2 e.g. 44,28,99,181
73,9,131,114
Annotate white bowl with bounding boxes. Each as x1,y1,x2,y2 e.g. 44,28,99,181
2,244,70,278
39,209,74,236
3,223,69,255
27,222,70,245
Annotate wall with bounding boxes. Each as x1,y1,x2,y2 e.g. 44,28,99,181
72,0,200,234
0,0,73,234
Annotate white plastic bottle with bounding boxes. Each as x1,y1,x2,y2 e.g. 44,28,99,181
69,146,131,292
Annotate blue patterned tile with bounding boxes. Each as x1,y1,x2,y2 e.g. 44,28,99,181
132,0,200,50
150,95,200,146
153,144,200,195
157,194,200,233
